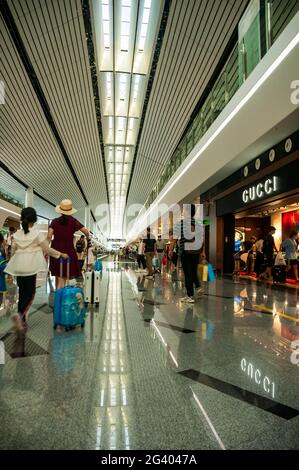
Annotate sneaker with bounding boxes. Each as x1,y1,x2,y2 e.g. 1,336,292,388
180,296,195,303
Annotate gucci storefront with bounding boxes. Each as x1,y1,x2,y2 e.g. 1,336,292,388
201,130,299,274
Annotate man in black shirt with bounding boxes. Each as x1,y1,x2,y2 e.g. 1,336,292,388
173,204,205,303
143,227,157,279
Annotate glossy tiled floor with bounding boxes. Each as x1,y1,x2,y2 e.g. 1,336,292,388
0,261,299,450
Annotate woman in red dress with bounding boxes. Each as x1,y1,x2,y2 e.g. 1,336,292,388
48,199,90,289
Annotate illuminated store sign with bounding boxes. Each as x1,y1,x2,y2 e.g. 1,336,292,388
241,358,275,398
242,176,278,204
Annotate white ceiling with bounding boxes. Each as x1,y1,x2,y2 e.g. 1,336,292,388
91,0,163,237
1,0,248,236
1,0,108,217
127,0,248,209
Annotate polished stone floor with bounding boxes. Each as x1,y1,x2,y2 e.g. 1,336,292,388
0,261,299,450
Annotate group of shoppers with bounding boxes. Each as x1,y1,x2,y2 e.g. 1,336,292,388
135,204,205,303
4,199,90,333
3,198,208,333
0,226,16,260
234,226,299,282
136,230,179,278
76,235,95,272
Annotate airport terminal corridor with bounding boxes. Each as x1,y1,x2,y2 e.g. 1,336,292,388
0,260,298,450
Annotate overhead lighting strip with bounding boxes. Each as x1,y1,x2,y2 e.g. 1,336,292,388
96,0,160,238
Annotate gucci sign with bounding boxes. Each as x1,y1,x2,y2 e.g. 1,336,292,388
242,176,278,204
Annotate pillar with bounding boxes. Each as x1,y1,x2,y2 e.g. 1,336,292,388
85,206,91,231
25,188,34,207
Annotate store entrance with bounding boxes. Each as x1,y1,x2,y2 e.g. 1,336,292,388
233,195,299,283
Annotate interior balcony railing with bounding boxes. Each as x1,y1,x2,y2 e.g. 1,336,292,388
0,189,24,209
144,0,299,210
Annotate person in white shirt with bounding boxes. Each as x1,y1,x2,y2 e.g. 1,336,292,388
83,239,95,271
5,207,68,333
156,235,165,272
137,239,147,272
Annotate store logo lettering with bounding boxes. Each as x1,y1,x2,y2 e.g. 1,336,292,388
242,176,278,204
241,358,275,398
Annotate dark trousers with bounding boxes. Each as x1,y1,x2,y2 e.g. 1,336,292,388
254,251,264,275
137,254,146,269
181,253,200,297
79,259,84,271
17,275,36,318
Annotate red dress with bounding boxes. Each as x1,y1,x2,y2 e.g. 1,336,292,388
49,216,83,278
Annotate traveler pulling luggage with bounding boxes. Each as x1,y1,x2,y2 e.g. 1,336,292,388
94,259,103,272
54,257,86,331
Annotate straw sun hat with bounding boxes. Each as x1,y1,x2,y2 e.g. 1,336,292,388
55,199,77,216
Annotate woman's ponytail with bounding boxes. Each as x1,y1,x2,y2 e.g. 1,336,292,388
22,218,29,234
20,207,37,234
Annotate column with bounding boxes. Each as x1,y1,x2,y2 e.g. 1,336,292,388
85,206,91,231
25,187,34,207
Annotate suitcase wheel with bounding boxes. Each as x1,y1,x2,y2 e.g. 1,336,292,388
53,324,57,330
81,322,85,328
65,326,71,332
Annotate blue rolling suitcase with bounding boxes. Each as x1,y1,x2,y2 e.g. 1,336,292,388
54,258,86,331
94,259,103,272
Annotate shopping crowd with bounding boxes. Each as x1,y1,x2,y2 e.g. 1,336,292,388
234,226,299,283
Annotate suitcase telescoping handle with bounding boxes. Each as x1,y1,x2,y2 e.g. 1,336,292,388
60,256,70,284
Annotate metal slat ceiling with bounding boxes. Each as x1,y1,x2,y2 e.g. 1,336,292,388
3,0,108,211
127,0,248,208
1,0,249,237
0,14,86,209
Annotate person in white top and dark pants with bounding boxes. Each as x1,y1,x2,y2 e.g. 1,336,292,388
5,207,68,333
137,239,146,271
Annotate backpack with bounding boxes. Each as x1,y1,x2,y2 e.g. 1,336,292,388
76,241,83,253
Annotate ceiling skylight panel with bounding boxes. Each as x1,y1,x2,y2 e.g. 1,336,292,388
142,8,150,24
102,3,109,20
116,163,123,174
123,164,130,175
